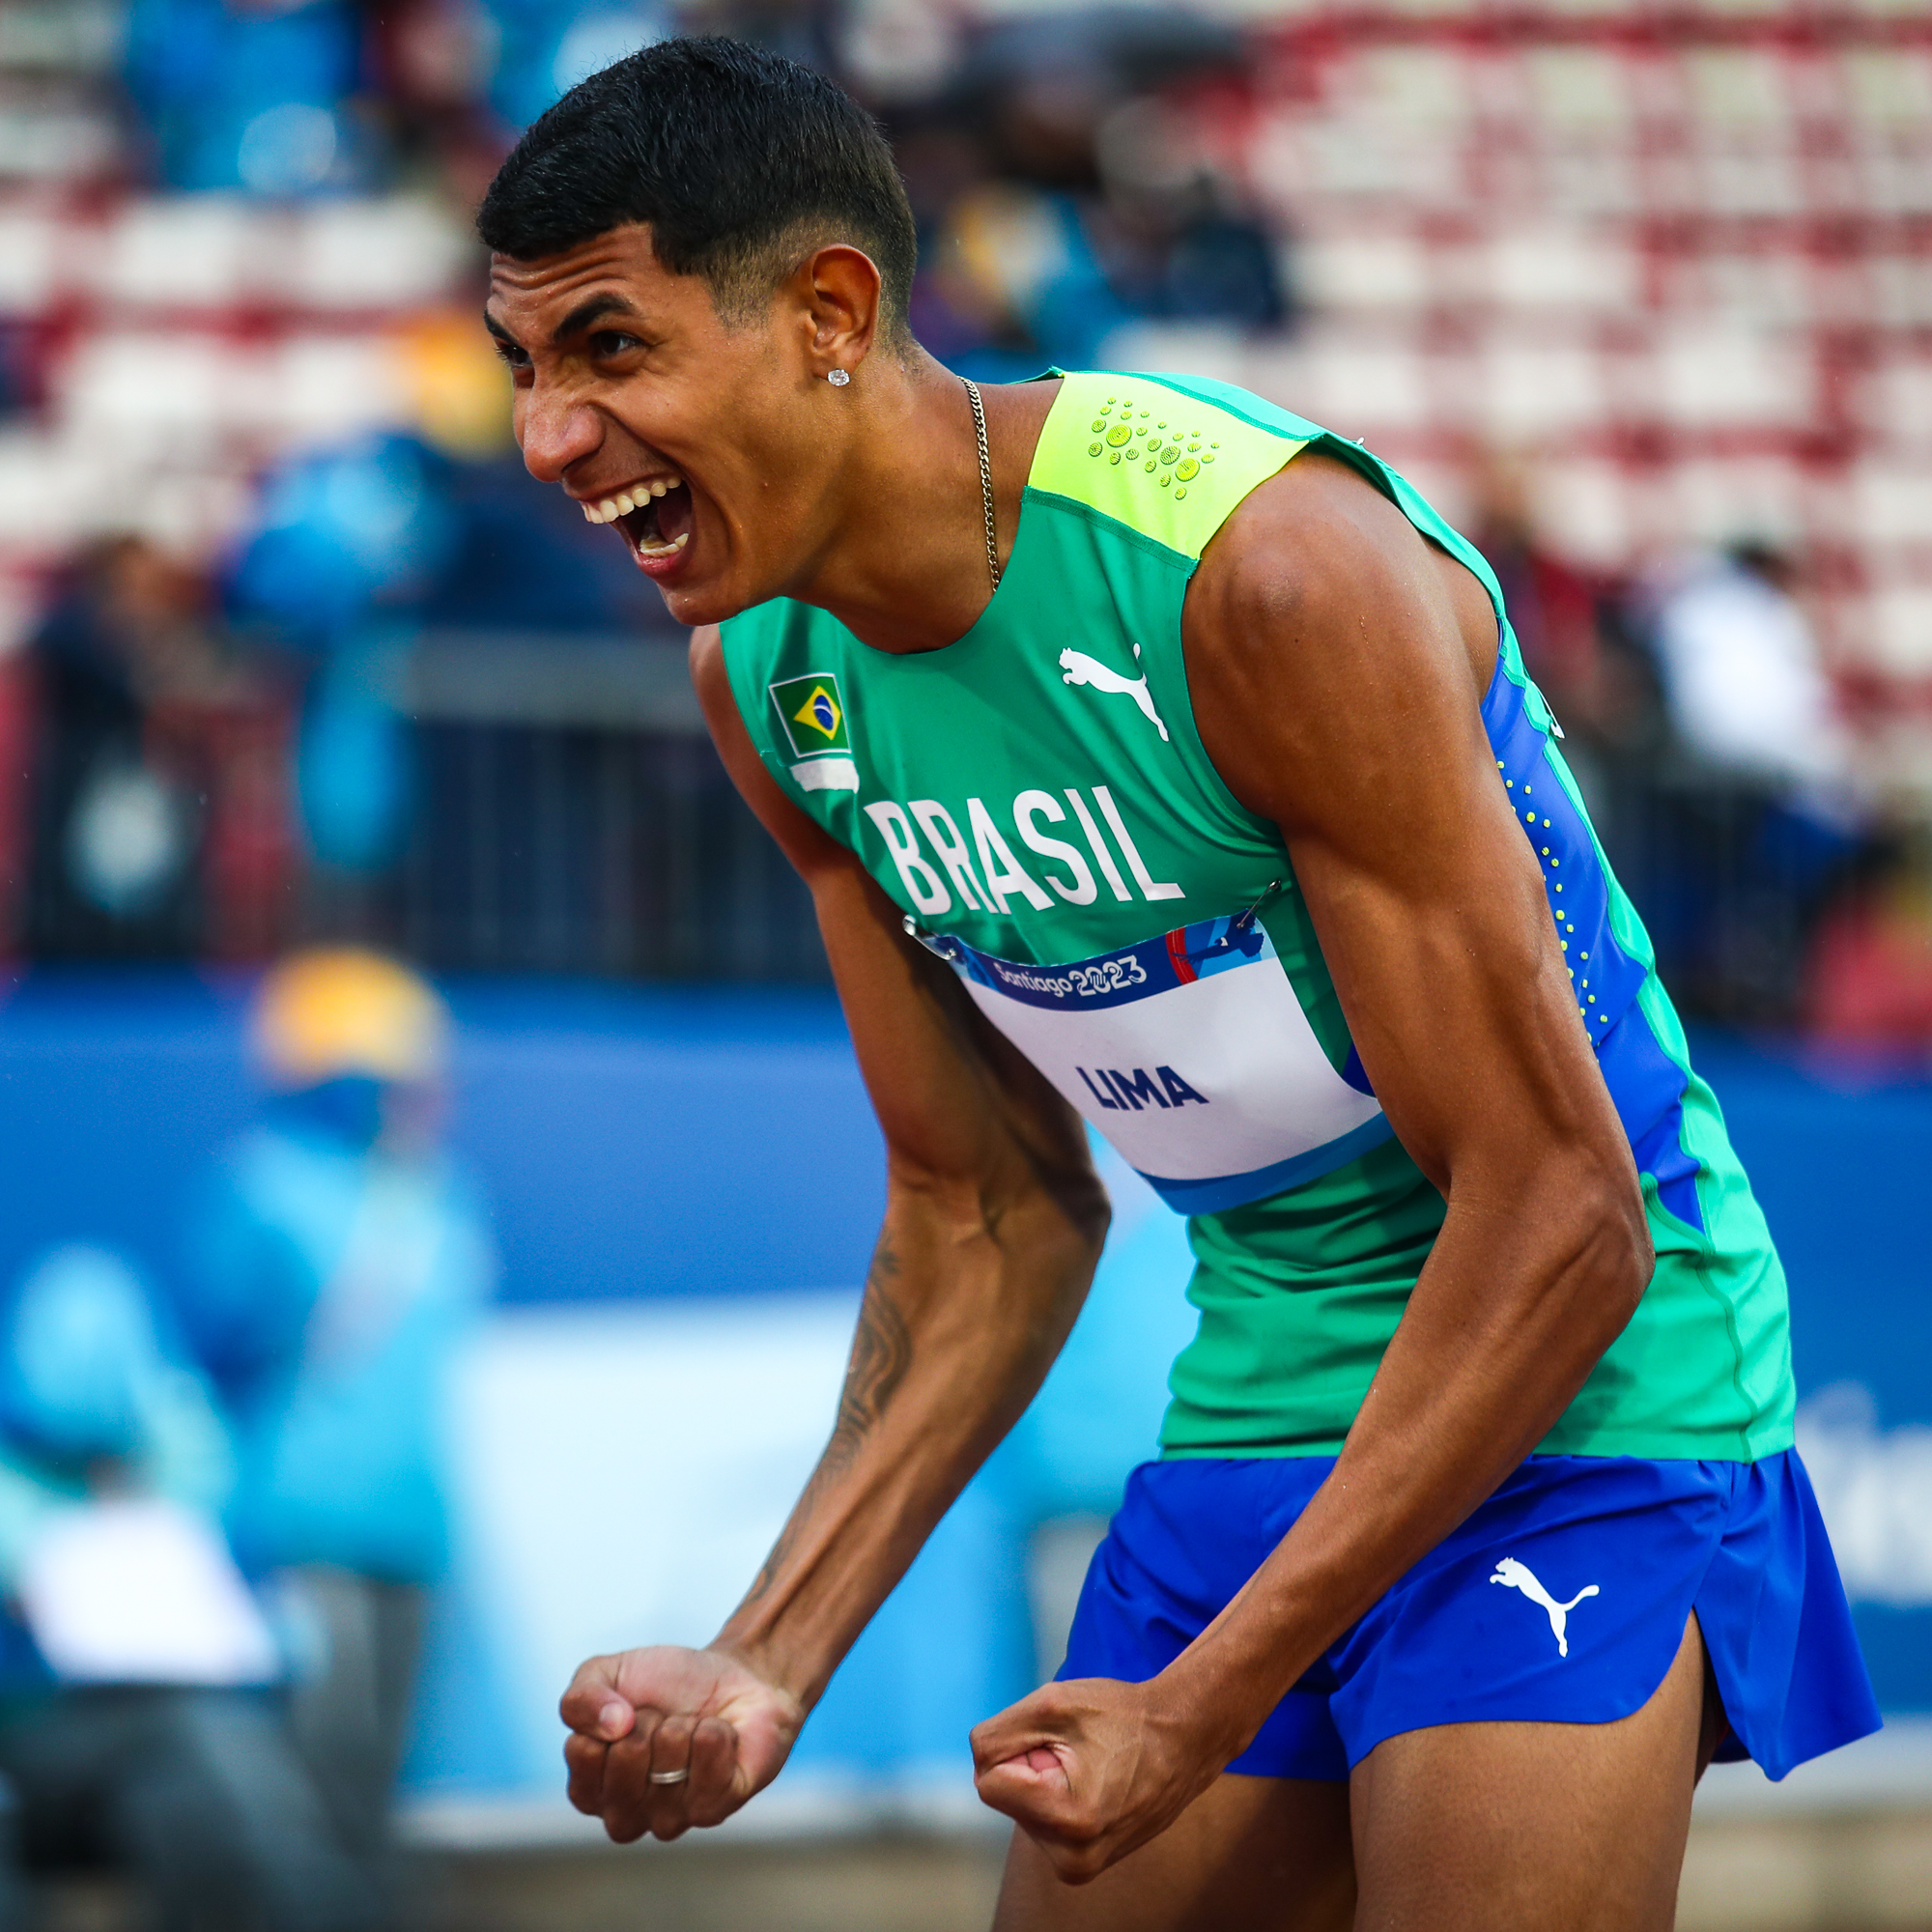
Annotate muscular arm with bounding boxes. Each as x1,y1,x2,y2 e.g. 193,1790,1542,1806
972,451,1651,1872
1174,452,1651,1694
560,626,1109,1841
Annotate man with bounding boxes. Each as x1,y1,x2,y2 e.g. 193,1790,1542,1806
477,40,1878,1929
182,949,493,1907
0,1246,384,1932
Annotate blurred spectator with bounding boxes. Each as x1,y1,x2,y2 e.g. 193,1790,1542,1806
124,0,672,203
228,426,674,644
685,0,842,80
1645,542,1857,798
476,0,670,135
228,437,455,877
225,427,677,883
366,1,519,206
0,1246,383,1931
181,951,493,1898
902,10,1288,380
1643,539,1870,925
1090,95,1289,333
230,439,458,649
918,179,1131,383
1805,841,1932,1051
26,536,297,960
1623,544,1872,1024
1469,457,1647,749
125,0,373,195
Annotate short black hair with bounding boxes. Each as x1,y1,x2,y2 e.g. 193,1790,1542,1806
477,38,918,346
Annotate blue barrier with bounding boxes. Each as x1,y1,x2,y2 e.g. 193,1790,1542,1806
0,971,886,1309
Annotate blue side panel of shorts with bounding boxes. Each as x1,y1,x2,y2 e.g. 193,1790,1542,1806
1695,1452,1883,1780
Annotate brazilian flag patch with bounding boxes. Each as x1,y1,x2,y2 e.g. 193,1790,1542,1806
769,672,852,759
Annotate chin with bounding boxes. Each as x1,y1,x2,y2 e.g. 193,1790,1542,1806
658,577,754,631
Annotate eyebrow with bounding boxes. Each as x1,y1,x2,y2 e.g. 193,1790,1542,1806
553,295,641,345
481,294,646,354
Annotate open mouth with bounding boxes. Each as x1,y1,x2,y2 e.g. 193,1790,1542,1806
582,476,694,566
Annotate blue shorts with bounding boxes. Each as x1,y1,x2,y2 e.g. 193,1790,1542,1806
1059,1450,1880,1781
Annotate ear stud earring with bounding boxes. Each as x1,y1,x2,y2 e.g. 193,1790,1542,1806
827,368,851,387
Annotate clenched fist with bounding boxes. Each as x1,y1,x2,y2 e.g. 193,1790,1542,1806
971,1675,1227,1883
561,1644,804,1842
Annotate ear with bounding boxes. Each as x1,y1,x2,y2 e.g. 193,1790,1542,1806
789,244,883,381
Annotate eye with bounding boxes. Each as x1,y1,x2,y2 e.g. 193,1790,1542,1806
589,330,644,358
490,336,530,370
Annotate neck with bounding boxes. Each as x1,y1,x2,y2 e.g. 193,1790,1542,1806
788,351,1058,656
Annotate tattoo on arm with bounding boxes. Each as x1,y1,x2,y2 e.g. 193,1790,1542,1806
737,1233,914,1612
826,1235,913,1477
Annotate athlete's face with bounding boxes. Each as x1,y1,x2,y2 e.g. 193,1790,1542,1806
486,224,865,629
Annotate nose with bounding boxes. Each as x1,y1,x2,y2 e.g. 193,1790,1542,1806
516,381,604,486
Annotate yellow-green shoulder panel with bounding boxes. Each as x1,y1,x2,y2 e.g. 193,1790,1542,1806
1028,371,1307,561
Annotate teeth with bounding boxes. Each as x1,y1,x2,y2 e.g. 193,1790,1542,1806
582,478,685,524
637,530,690,558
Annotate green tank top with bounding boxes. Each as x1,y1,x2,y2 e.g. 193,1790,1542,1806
721,370,1795,1463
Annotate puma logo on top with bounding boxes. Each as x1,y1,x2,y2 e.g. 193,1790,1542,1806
1489,1557,1600,1658
1060,643,1170,742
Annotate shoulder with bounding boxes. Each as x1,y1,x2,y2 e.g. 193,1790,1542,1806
1190,446,1448,646
1181,450,1504,831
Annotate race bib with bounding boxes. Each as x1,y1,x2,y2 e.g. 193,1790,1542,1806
917,908,1390,1214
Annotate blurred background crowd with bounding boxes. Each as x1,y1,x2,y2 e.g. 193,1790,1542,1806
0,949,490,1929
0,0,1929,1032
0,0,1929,1927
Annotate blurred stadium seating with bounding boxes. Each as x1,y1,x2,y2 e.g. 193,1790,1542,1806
0,0,1923,1035
1139,9,1932,759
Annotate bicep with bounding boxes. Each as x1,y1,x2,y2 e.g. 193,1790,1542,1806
1184,464,1625,1192
691,628,1096,1201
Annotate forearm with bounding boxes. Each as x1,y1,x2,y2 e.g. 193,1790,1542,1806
1159,1157,1649,1760
715,1166,1103,1709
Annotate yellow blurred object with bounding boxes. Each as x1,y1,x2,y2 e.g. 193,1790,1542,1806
251,949,448,1089
392,309,513,461
938,183,1069,331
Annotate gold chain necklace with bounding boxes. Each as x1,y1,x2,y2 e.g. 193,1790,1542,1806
962,377,1001,594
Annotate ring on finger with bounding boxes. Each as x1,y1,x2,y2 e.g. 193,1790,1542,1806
648,1768,689,1785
